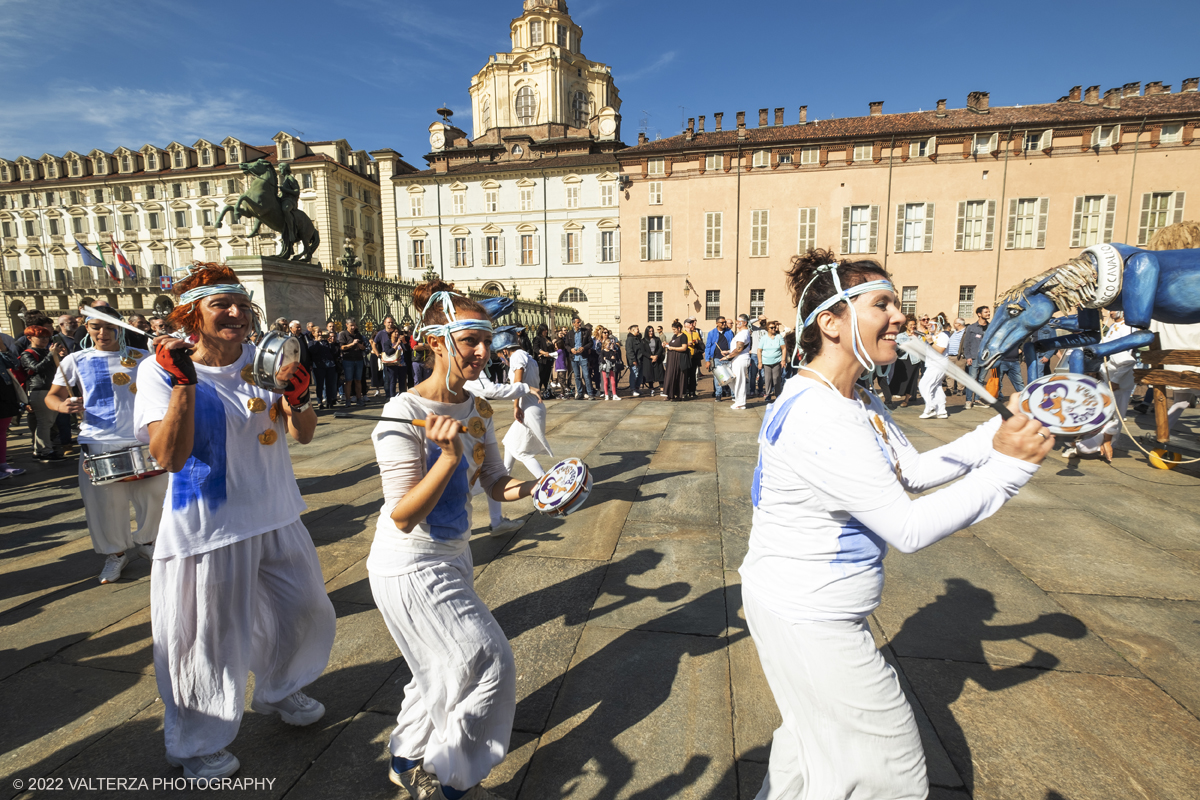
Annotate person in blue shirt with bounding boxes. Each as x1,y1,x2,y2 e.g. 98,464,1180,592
567,317,594,400
704,316,733,401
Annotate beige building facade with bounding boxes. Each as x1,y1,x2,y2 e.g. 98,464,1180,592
616,80,1200,331
0,134,401,335
378,0,626,330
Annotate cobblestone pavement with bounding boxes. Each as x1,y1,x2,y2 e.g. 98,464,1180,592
2,393,1199,800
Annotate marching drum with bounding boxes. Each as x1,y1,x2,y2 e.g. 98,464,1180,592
251,331,301,392
83,445,166,486
532,458,593,518
712,362,735,386
1019,374,1116,438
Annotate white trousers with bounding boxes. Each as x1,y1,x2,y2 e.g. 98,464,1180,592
732,356,751,407
918,365,946,416
151,520,336,760
78,446,168,555
487,451,545,526
1078,384,1133,453
744,591,927,800
1165,389,1195,434
369,550,515,791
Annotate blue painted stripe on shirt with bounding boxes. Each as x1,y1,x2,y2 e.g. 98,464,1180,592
831,517,888,574
78,355,116,429
171,382,228,512
425,446,470,541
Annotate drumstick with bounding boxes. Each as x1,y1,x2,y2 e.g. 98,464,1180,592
897,338,1013,420
333,412,467,432
82,307,198,345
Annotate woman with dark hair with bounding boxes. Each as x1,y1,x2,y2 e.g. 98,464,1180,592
136,263,332,781
369,280,535,800
890,315,924,406
641,325,664,396
663,320,688,401
740,249,1051,799
533,324,555,396
19,325,69,461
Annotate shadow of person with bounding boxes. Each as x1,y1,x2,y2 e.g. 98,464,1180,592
889,578,1087,793
518,586,748,800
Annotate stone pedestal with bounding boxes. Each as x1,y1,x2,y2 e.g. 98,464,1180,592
226,255,326,327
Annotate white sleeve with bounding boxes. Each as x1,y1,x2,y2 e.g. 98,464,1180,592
133,358,173,444
373,420,428,518
52,353,78,388
465,377,528,401
885,410,1004,492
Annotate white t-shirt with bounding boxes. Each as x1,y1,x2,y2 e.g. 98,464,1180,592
731,329,752,364
54,347,149,446
740,374,1036,623
927,331,950,368
368,390,506,576
508,349,536,390
133,344,306,560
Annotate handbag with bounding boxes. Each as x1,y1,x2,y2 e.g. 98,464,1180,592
985,368,1000,397
381,349,400,365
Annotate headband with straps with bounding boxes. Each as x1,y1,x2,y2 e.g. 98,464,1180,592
417,290,494,395
793,262,895,373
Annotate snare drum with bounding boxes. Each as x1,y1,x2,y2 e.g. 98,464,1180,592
712,362,735,387
533,458,593,518
1019,374,1116,438
251,330,301,392
83,445,166,486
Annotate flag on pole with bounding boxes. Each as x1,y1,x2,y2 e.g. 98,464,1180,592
75,236,119,281
110,235,136,280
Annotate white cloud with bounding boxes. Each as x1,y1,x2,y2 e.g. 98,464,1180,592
0,85,305,158
618,51,677,83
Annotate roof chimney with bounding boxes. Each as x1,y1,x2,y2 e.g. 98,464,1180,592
714,112,724,131
967,91,990,113
736,111,746,139
1102,87,1122,109
798,105,807,124
1145,81,1164,95
638,132,646,145
869,101,883,116
935,99,947,117
685,118,695,140
758,109,769,127
697,115,706,134
1184,77,1200,93
774,108,784,126
1083,85,1100,105
1068,85,1082,102
1122,81,1142,97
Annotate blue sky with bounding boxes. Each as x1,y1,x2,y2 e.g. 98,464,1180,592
2,0,1197,166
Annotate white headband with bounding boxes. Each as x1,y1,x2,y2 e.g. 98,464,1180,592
793,263,895,373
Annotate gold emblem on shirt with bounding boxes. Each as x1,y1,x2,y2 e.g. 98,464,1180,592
247,397,267,413
269,404,279,422
473,442,486,463
467,416,486,438
475,397,493,419
112,372,131,386
241,365,254,384
129,383,137,395
131,351,144,359
258,429,278,445
120,356,137,368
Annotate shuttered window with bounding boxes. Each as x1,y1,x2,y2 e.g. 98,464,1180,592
895,203,935,252
453,193,465,215
797,207,817,253
521,234,540,265
706,290,721,320
1006,198,1050,250
901,287,918,315
453,237,473,267
648,181,662,205
598,230,620,263
640,216,671,261
705,212,722,259
705,153,723,171
1071,195,1117,247
841,205,878,254
1138,191,1186,245
958,286,976,320
561,232,580,264
752,150,770,167
955,200,996,251
485,236,504,266
800,147,819,165
648,291,663,323
750,209,769,257
909,137,935,158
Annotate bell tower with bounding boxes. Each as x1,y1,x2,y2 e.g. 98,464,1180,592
463,0,621,144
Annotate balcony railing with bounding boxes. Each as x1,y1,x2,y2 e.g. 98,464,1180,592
363,230,375,244
344,225,357,240
2,275,156,293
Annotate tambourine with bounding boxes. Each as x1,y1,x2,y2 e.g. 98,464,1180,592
532,458,593,518
250,331,301,392
1019,374,1116,437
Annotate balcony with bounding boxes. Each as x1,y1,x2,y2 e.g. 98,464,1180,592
344,225,357,240
363,230,375,244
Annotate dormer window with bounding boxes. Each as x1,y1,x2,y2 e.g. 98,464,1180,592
0,165,7,181
228,145,239,162
22,164,31,180
200,149,211,166
530,20,543,45
173,151,184,168
121,155,131,172
71,160,80,176
280,141,292,160
46,163,56,178
95,159,106,175
146,153,157,170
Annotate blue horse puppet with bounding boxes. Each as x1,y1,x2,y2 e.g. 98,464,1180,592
979,242,1200,372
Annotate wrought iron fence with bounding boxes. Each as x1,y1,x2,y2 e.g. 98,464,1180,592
321,270,576,334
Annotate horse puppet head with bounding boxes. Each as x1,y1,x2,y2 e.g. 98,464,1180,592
978,260,1097,368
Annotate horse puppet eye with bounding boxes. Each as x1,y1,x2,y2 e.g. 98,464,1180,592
1008,306,1021,317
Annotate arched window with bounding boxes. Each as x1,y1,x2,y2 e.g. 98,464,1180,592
515,87,537,125
481,97,491,129
228,145,239,162
201,149,211,166
173,151,184,168
146,154,156,170
559,287,587,303
121,155,130,171
573,91,587,127
46,163,55,178
71,160,80,176
482,281,505,293
280,141,292,160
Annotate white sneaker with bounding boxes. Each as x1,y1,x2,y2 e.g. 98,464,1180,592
1062,446,1078,459
136,543,155,561
250,690,325,726
611,394,621,401
167,749,240,780
632,392,641,397
964,401,974,409
729,404,747,411
919,410,937,419
99,553,128,584
936,413,948,419
489,517,526,538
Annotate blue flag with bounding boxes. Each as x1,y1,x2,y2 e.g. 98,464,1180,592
75,236,118,280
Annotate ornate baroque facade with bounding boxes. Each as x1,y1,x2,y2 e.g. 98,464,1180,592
0,135,410,335
616,80,1199,329
378,0,626,330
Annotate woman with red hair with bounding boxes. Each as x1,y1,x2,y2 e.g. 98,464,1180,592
133,263,334,781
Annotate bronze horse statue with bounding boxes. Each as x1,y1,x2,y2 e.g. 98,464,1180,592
217,158,320,262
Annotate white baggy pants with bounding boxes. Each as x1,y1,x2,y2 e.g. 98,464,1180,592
79,446,168,555
744,591,927,800
487,451,545,526
369,549,515,791
151,520,336,760
919,364,946,416
1077,384,1133,454
732,355,751,407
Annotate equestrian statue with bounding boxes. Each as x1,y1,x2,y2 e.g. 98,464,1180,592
979,224,1200,373
216,158,320,262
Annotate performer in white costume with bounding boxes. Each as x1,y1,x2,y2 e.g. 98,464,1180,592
46,306,167,584
369,280,537,800
1076,310,1136,461
740,249,1052,800
729,314,754,410
917,320,949,419
134,263,334,781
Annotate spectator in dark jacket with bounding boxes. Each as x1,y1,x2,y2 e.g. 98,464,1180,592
625,325,646,396
959,305,991,409
566,317,594,400
19,325,68,460
308,333,340,409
